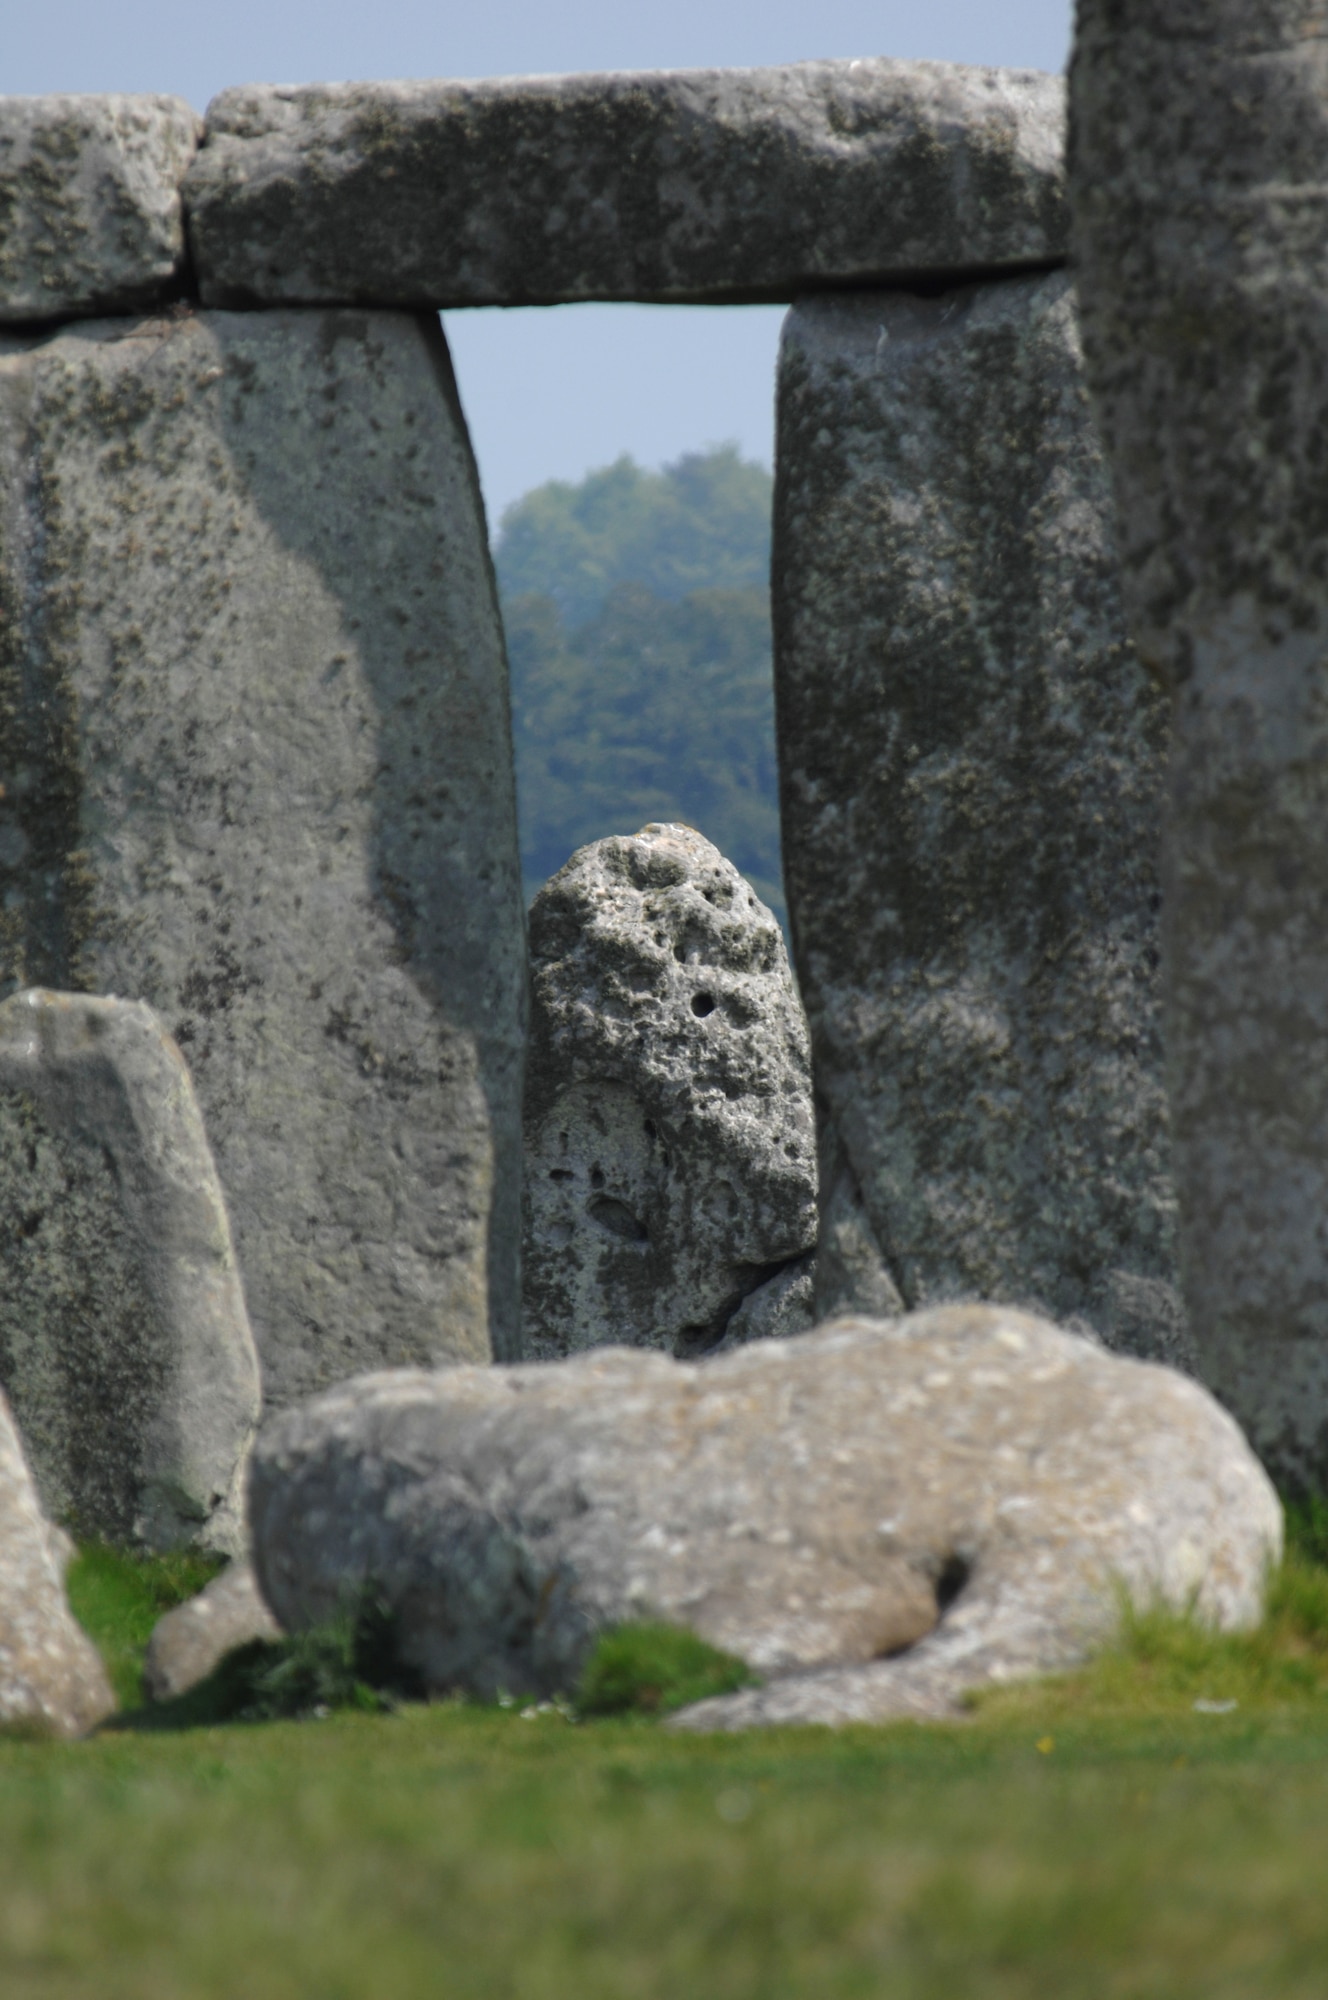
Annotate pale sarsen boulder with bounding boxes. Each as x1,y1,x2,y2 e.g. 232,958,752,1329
249,1305,1280,1727
0,1383,114,1737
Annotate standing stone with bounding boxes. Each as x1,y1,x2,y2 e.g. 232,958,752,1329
0,990,260,1553
248,1305,1279,1723
524,825,816,1357
0,307,525,1406
0,1383,114,1735
774,275,1185,1362
0,95,199,322
185,62,1066,311
1071,3,1328,1488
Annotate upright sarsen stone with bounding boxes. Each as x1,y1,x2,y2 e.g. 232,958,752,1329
0,308,525,1405
1071,1,1328,1488
774,274,1183,1359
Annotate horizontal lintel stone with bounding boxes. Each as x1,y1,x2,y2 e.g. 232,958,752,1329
184,60,1067,310
0,94,200,323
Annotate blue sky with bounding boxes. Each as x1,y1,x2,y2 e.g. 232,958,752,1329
8,1,1073,526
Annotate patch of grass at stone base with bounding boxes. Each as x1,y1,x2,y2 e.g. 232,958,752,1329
112,1588,411,1732
576,1621,759,1716
974,1513,1328,1731
65,1543,224,1708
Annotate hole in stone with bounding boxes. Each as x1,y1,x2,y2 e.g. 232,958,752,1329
588,1195,649,1243
643,1118,657,1140
691,991,716,1017
590,1166,606,1189
548,1168,574,1182
934,1553,972,1616
444,308,794,944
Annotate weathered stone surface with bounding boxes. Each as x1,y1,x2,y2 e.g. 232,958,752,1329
773,274,1186,1365
523,825,816,1358
1070,3,1328,1488
711,1254,816,1354
0,307,525,1405
0,990,260,1552
250,1305,1280,1724
0,95,199,323
144,1560,281,1701
185,61,1066,311
0,1383,115,1735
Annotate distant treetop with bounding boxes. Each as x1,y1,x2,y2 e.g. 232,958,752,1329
494,444,772,630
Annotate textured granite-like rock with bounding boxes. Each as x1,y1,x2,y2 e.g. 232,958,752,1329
1071,3,1328,1487
0,95,199,323
144,1560,281,1701
0,307,525,1405
523,826,816,1358
773,274,1185,1364
185,61,1066,310
249,1305,1280,1723
0,1384,115,1735
0,990,260,1552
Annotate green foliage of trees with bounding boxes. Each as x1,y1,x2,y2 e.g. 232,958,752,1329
495,447,785,924
494,445,772,627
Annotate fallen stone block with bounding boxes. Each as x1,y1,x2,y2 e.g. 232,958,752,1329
0,306,525,1404
0,1382,115,1735
144,1560,281,1701
523,825,816,1357
185,61,1066,310
773,272,1185,1364
1071,0,1328,1489
0,990,261,1553
248,1304,1280,1723
0,94,199,323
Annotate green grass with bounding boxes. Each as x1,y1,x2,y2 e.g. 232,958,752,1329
64,1544,223,1708
576,1621,759,1717
5,1525,1323,1996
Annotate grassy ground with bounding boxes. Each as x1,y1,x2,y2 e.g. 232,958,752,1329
0,1524,1323,1997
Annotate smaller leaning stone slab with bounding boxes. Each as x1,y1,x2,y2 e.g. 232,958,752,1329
0,990,261,1554
0,94,200,323
184,60,1066,309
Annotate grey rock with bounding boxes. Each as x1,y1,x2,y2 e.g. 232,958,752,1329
523,825,816,1358
1070,3,1328,1487
0,1382,115,1735
0,95,199,324
185,62,1066,310
0,306,525,1406
773,275,1186,1366
710,1255,816,1354
0,990,260,1553
144,1560,281,1701
249,1304,1280,1724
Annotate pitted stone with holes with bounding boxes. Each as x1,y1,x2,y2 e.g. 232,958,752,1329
523,825,817,1358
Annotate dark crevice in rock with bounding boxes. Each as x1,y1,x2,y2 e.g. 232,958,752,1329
675,1249,813,1360
933,1551,973,1617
